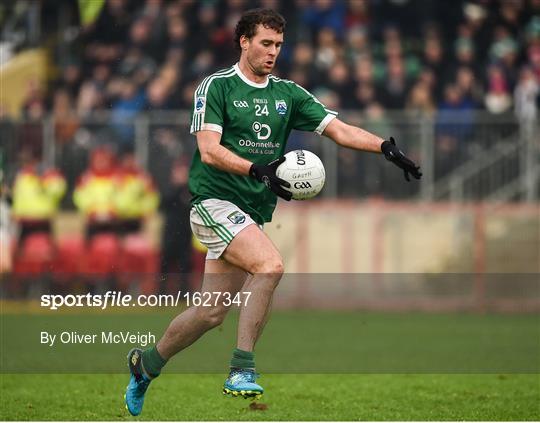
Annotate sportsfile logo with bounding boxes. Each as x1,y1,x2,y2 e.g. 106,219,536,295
40,291,252,310
40,291,183,310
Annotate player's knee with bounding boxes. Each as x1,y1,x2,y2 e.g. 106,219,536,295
253,257,284,276
271,259,285,276
196,305,227,329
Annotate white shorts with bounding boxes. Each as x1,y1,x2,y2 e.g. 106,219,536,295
190,199,257,260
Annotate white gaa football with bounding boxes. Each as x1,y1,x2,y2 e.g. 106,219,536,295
276,150,325,200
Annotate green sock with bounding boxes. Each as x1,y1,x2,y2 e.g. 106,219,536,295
141,346,167,378
230,348,255,369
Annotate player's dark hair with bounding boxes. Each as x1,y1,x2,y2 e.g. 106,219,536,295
234,8,286,51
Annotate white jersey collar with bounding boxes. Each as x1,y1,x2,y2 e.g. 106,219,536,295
234,63,269,88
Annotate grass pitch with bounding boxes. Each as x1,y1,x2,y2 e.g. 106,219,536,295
1,308,539,420
1,373,539,420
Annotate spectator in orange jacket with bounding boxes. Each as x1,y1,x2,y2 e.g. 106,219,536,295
73,146,118,240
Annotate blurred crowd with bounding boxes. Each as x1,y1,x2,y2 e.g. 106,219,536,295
28,0,540,124
2,0,537,184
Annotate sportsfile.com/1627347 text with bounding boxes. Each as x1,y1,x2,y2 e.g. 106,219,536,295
40,291,252,310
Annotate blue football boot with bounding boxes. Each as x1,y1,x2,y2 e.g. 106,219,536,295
223,368,263,399
124,348,152,416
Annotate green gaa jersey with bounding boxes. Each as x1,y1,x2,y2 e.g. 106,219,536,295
189,63,337,224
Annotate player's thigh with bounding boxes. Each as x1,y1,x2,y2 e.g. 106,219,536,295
222,224,283,275
200,258,248,295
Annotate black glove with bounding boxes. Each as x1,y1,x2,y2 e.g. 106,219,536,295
249,156,292,201
381,137,422,181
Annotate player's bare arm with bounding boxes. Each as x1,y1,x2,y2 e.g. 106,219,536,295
323,118,422,181
323,117,384,153
197,130,252,175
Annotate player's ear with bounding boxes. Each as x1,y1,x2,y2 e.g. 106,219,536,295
240,35,250,51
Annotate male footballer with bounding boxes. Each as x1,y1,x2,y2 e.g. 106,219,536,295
125,8,421,416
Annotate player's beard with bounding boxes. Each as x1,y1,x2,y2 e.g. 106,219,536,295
247,54,274,76
256,64,271,76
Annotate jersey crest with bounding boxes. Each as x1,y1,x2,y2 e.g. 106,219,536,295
195,96,206,114
227,211,246,224
275,99,287,115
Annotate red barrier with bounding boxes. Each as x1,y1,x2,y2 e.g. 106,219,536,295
12,233,54,275
82,233,120,277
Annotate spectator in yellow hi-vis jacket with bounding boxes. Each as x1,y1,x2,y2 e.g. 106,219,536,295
114,152,159,236
12,152,66,245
